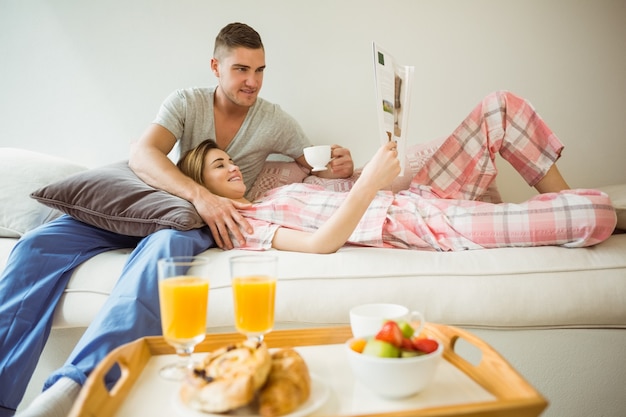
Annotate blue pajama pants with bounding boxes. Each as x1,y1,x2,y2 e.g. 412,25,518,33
0,215,214,415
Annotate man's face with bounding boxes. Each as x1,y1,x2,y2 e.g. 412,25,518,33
212,47,266,108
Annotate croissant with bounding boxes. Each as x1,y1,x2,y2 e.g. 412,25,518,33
259,348,311,417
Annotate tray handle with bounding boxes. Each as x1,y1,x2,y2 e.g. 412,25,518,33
69,337,152,417
427,323,544,402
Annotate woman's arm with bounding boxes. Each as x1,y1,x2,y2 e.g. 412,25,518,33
270,142,400,254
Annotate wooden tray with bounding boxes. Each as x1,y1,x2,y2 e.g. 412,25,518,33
69,323,547,417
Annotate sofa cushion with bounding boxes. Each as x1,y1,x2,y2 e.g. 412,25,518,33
0,148,87,238
31,161,206,237
247,161,309,201
41,233,626,330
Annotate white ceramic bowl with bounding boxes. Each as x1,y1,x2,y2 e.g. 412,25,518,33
345,337,444,398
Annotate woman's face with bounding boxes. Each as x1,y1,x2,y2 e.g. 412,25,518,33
202,148,246,199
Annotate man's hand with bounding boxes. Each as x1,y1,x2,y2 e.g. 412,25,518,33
193,190,252,250
320,145,354,179
295,144,354,179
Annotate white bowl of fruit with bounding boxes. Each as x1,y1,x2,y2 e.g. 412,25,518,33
345,320,443,399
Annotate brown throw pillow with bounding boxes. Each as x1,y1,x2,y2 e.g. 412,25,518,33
30,161,205,237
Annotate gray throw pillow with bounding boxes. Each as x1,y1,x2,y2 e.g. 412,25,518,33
31,161,205,237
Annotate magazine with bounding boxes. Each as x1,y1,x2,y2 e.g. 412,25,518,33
372,42,415,175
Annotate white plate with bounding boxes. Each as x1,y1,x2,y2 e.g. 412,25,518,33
311,167,327,172
173,373,329,417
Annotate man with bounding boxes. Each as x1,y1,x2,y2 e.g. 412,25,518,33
130,22,354,249
1,22,353,417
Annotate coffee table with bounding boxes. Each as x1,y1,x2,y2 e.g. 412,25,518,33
69,323,547,417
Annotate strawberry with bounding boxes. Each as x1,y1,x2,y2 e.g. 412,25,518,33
374,320,404,348
412,337,439,354
400,337,415,351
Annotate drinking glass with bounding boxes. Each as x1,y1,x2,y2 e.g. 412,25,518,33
157,256,210,380
230,255,277,343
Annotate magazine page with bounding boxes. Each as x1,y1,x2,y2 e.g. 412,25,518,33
372,42,414,175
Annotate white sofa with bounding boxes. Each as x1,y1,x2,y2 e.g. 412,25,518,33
2,147,626,416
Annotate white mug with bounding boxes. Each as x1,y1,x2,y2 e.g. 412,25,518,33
303,145,331,172
349,303,425,338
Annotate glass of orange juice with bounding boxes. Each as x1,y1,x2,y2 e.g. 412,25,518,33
157,256,210,380
230,255,277,343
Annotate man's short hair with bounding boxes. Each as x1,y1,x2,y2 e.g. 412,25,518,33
214,22,264,59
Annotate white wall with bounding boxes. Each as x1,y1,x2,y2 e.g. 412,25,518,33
1,0,625,202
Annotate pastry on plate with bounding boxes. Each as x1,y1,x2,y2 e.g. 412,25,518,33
259,348,311,417
180,339,271,413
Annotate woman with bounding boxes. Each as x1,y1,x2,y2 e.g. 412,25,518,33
177,91,617,254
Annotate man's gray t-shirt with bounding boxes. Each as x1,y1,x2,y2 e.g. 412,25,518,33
153,86,311,195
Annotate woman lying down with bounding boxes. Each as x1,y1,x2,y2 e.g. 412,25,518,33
177,92,617,253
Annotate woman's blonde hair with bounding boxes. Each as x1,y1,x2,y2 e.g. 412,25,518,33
176,139,220,186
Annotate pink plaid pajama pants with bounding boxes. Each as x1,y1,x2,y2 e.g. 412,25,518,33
384,91,617,251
